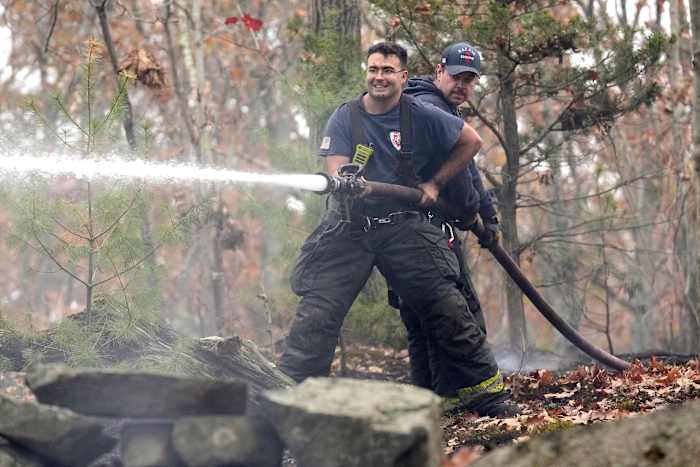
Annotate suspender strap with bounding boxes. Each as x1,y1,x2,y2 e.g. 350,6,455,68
397,94,418,187
349,97,364,150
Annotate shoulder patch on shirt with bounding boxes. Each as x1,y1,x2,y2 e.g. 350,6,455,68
389,131,401,151
320,136,331,150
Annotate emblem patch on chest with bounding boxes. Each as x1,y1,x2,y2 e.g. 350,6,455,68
389,131,401,151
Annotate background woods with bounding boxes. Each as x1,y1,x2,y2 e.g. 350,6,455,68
0,0,698,369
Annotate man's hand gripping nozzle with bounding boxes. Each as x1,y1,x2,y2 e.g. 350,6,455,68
314,163,368,197
313,163,368,224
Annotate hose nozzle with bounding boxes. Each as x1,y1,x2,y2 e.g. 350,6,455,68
312,164,367,196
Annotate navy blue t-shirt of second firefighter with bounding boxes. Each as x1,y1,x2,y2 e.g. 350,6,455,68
318,94,465,185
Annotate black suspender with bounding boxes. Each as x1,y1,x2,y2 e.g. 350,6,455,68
349,94,418,187
397,94,418,187
349,98,365,154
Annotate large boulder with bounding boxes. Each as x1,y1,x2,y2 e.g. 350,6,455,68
25,365,247,418
172,415,283,467
473,399,700,467
262,378,441,467
0,395,116,467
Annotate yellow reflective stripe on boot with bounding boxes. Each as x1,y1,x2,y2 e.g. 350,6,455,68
455,370,505,406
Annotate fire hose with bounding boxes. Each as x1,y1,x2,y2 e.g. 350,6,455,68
314,170,631,371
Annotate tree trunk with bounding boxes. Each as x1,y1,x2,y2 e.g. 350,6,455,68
308,0,361,146
688,0,700,352
311,0,361,39
496,53,527,353
94,0,136,149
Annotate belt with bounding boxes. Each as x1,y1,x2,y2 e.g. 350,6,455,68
360,210,423,232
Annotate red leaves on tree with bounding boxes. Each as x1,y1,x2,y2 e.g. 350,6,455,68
242,14,263,32
224,14,263,32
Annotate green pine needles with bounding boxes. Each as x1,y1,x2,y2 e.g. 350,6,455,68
6,39,187,367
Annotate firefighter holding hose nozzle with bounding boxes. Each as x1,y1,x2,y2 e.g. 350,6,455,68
279,41,519,417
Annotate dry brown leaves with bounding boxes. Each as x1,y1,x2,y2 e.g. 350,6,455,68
118,48,167,89
443,359,700,465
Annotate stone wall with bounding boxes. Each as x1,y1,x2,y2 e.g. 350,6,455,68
0,365,441,467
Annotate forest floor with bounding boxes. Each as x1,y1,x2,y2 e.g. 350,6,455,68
329,343,700,466
2,345,699,467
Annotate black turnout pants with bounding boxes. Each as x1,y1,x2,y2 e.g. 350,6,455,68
279,207,499,396
399,232,492,391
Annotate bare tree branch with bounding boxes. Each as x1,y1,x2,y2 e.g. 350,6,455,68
43,0,60,54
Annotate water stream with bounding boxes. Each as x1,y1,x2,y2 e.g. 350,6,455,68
0,150,329,192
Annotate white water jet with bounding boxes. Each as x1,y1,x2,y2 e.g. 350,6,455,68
0,151,329,192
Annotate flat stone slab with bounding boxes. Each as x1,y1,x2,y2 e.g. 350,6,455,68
25,365,247,418
0,395,116,467
262,377,442,467
173,416,283,467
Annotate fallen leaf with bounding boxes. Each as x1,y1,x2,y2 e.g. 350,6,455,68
442,446,483,466
544,389,577,399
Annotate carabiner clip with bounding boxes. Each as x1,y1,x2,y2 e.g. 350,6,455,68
442,222,455,249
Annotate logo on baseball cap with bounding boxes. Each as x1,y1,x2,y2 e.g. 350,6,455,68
441,42,481,77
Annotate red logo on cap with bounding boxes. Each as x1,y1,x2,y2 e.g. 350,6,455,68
459,48,474,63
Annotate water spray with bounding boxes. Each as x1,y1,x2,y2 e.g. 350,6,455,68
0,152,330,192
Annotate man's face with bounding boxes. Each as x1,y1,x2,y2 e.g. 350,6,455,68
366,53,408,102
435,64,478,106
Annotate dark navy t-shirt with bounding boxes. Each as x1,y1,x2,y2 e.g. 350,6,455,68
318,95,464,185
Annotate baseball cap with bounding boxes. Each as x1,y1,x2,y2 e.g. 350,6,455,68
441,42,481,77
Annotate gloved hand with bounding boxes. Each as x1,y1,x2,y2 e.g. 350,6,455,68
478,216,500,249
452,214,477,231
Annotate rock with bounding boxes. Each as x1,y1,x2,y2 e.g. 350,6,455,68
0,395,116,467
262,378,442,467
473,399,700,467
121,421,182,467
25,365,247,418
0,438,45,467
86,419,124,467
172,415,283,467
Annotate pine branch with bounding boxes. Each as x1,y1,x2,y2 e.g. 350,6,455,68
51,216,91,242
26,99,81,151
32,226,88,287
93,193,138,242
52,93,90,138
